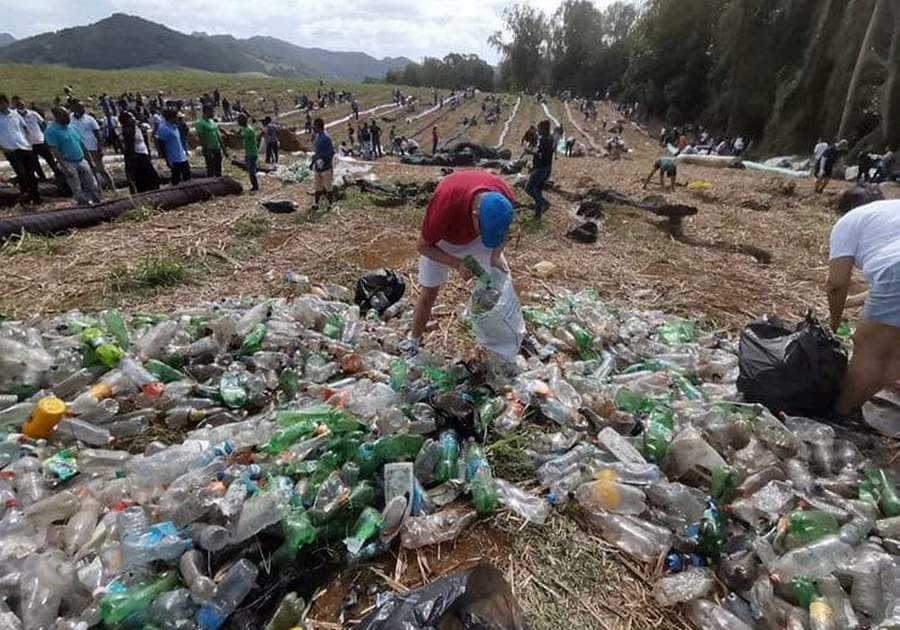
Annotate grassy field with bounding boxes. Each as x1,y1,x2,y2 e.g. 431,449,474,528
0,63,394,109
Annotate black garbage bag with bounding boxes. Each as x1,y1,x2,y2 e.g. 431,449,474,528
355,269,406,315
566,221,598,244
737,313,848,416
357,562,528,630
262,199,298,214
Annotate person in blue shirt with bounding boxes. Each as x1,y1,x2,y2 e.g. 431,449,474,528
155,109,191,185
310,117,334,210
44,106,101,205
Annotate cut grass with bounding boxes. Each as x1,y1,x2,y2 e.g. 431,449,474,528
231,212,272,238
0,231,65,256
114,205,155,223
109,255,191,295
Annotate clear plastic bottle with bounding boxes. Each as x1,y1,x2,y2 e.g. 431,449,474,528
644,481,706,523
685,599,753,630
229,490,287,544
652,567,716,606
13,457,47,507
596,427,646,464
53,417,113,446
190,523,230,552
495,478,549,525
575,479,647,515
815,575,859,630
150,588,198,629
585,510,673,563
196,559,259,630
179,549,216,601
400,509,477,549
19,551,74,630
666,427,726,479
24,489,80,526
264,592,304,630
771,518,873,581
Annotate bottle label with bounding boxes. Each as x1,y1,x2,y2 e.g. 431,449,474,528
809,601,833,621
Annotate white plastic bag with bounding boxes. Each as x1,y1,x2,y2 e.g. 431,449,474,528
467,271,525,364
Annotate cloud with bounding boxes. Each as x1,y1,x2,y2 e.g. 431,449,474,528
2,0,624,62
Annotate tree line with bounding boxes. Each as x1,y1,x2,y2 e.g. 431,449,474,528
488,0,900,154
384,53,495,93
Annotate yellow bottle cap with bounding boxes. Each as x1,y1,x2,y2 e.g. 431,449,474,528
36,396,67,420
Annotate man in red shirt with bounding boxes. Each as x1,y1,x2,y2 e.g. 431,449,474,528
404,170,515,353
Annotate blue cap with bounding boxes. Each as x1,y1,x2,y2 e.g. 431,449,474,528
478,192,513,248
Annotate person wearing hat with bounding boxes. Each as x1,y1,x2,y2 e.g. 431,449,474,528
826,189,900,416
815,139,848,194
404,170,516,354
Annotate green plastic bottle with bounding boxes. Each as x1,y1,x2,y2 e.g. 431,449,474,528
569,323,597,359
465,444,497,514
388,358,408,391
102,309,130,350
219,372,247,409
262,422,319,454
673,375,703,401
643,403,674,463
658,320,695,344
710,466,738,506
697,500,725,559
344,506,384,553
866,468,900,517
81,327,124,368
264,592,305,630
239,323,267,355
785,510,839,545
144,359,188,384
835,322,852,339
322,315,344,340
463,255,492,285
281,506,316,552
789,576,818,608
434,430,461,484
614,387,645,413
100,571,178,626
278,368,299,399
355,434,425,477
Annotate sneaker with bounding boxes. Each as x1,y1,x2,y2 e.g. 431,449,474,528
398,338,420,357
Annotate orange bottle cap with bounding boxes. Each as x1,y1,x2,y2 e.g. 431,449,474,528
23,396,67,439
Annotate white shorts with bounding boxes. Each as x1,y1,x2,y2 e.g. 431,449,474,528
418,238,501,288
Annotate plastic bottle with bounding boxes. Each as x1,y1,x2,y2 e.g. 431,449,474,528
344,506,384,554
196,559,259,630
808,595,837,630
190,523,230,552
53,417,112,446
784,510,839,547
229,490,287,544
434,430,460,484
585,510,673,563
644,481,705,523
21,396,67,439
24,489,80,526
401,509,477,549
64,496,101,554
150,588,197,629
264,592,304,630
652,567,716,606
19,552,73,630
495,478,549,525
100,571,178,626
13,457,48,507
596,427,646,464
816,575,860,630
771,517,873,581
685,599,753,630
666,427,726,479
180,550,216,601
575,479,647,515
81,327,125,368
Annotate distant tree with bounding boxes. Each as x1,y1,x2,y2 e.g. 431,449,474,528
490,5,550,91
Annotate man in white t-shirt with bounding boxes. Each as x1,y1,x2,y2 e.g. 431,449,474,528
12,96,61,183
827,196,900,415
0,93,41,204
72,101,115,190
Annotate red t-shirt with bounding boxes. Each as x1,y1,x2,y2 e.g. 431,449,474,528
420,170,515,245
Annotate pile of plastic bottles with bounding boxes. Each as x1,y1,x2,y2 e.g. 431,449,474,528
0,286,550,629
1,281,899,629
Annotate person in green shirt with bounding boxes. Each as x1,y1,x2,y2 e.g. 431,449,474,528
237,114,259,191
194,105,227,177
643,156,678,189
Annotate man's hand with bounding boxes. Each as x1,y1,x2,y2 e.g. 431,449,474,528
490,250,509,274
455,258,473,281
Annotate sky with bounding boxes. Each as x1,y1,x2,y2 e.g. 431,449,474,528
0,0,624,63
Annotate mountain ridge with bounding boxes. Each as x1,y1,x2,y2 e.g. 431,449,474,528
0,14,410,82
